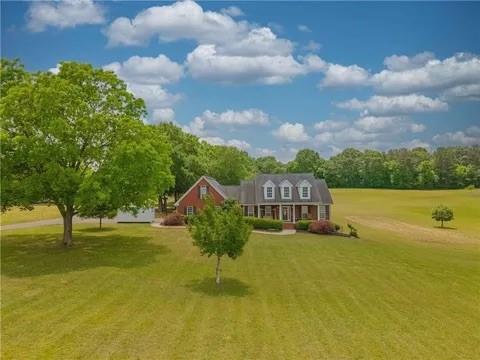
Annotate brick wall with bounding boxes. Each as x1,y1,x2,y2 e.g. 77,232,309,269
176,178,225,215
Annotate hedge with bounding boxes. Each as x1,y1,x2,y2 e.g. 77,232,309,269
244,217,283,231
295,220,313,231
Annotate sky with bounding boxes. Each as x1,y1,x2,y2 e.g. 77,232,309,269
2,0,480,161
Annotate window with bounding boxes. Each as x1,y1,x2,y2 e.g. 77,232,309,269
200,185,207,199
279,180,292,199
247,205,254,217
266,187,273,199
283,187,290,198
318,205,326,219
265,206,272,217
301,205,309,219
302,187,309,198
186,206,194,216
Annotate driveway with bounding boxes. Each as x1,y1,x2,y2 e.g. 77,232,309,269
0,217,116,231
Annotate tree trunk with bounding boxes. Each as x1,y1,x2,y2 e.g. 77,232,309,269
174,191,178,202
62,206,74,246
99,216,103,230
215,255,222,285
441,219,444,228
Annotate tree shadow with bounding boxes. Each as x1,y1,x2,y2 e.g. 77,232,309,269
1,231,169,278
433,226,457,230
77,227,116,233
185,277,252,297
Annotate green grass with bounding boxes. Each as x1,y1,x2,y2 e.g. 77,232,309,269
1,190,480,359
1,205,60,225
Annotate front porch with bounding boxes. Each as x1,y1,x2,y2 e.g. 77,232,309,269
242,204,330,222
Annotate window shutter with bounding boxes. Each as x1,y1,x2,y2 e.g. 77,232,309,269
198,186,201,199
183,207,187,215
193,206,196,214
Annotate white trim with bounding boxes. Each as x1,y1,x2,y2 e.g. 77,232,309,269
262,180,276,200
174,176,226,206
200,185,207,199
186,206,194,216
247,205,254,217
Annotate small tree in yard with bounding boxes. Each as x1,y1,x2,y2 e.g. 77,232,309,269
188,198,252,285
432,205,454,228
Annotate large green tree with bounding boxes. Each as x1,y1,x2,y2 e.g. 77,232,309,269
1,61,173,245
287,149,324,175
205,145,255,185
255,156,286,174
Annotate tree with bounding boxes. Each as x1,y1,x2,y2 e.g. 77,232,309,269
0,58,28,98
287,149,323,174
206,145,255,185
1,61,174,245
188,198,252,285
432,205,454,228
255,156,286,174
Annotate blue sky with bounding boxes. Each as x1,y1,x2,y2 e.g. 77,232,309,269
2,1,480,160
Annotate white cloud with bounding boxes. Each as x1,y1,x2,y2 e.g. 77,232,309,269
337,94,448,115
103,54,183,85
400,139,431,150
186,44,305,84
298,24,311,33
105,0,248,47
301,54,327,72
256,148,276,156
273,122,310,143
220,6,244,17
152,108,175,123
127,83,182,109
184,109,270,136
383,52,435,71
432,126,480,146
410,123,426,133
371,53,480,94
441,84,480,101
320,63,370,87
200,136,251,150
314,120,348,131
303,40,321,52
27,0,105,32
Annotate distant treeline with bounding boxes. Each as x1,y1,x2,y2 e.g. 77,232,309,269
157,123,480,193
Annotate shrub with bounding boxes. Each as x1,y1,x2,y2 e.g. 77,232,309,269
163,212,184,226
244,217,282,231
347,224,358,238
465,184,475,190
432,205,454,228
308,220,337,234
296,220,313,231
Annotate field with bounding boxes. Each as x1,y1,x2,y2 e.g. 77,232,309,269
0,204,60,225
1,190,479,359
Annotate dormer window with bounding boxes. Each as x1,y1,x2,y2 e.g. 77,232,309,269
297,180,312,200
263,180,276,200
279,179,293,200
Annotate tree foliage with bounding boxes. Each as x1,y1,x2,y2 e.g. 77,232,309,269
431,205,454,228
188,198,252,285
1,60,174,245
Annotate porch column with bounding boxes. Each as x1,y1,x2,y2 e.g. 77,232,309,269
257,205,261,218
292,204,295,222
279,205,283,221
317,204,320,220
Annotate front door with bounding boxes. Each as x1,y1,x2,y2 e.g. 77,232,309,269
282,206,291,222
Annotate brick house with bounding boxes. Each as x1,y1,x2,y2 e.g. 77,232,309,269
175,174,333,227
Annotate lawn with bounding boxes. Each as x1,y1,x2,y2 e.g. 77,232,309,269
0,204,60,225
1,190,480,359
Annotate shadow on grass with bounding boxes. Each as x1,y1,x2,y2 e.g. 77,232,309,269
433,226,457,230
186,277,252,297
77,227,116,233
1,231,169,278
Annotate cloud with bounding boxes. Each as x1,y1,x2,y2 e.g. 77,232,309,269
432,126,480,146
186,44,305,84
105,0,249,47
303,40,321,52
371,53,480,94
152,108,175,124
184,109,270,136
337,94,448,116
273,122,310,142
320,63,370,87
298,24,311,32
256,148,276,156
220,6,244,17
27,0,105,32
354,116,425,134
399,139,431,150
200,136,251,150
127,83,182,109
103,54,183,85
383,52,435,71
314,120,348,131
441,84,480,101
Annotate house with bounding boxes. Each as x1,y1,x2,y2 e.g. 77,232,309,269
116,208,155,223
174,174,333,229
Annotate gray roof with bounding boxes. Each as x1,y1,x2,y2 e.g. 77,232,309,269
217,173,333,205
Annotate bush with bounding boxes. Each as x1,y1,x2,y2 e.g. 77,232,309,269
296,220,313,231
244,217,282,231
347,224,358,238
308,220,337,234
465,184,475,190
162,212,184,226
